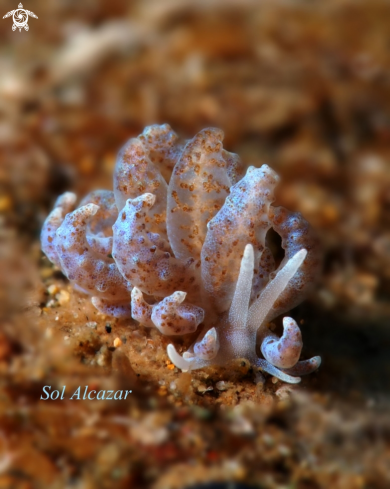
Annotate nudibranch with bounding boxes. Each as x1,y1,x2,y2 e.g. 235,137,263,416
41,124,322,383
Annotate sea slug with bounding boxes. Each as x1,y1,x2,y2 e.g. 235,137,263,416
41,124,322,383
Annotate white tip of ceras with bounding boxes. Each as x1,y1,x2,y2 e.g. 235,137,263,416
282,316,303,349
55,192,77,208
139,193,157,207
121,193,157,212
246,164,280,183
81,203,100,217
130,287,153,327
170,291,187,303
131,286,142,299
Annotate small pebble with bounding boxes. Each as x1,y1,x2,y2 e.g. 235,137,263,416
262,433,274,447
56,290,70,305
256,382,264,392
278,444,291,457
97,345,110,367
0,195,12,212
254,370,265,385
275,385,294,400
113,337,122,348
86,321,97,329
47,284,59,296
216,380,231,391
105,324,112,333
44,328,53,339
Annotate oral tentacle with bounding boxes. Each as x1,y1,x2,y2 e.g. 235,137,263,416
228,244,254,331
248,249,307,338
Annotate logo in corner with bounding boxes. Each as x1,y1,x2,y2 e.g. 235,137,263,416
3,3,38,32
